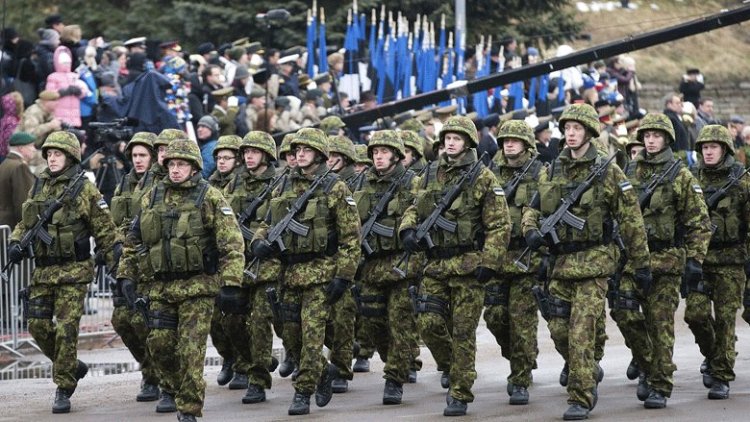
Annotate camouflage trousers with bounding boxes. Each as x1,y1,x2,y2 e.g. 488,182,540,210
684,265,744,382
222,283,275,388
147,296,213,417
641,273,680,396
609,274,654,377
111,304,159,385
354,307,377,360
418,274,483,403
483,275,539,388
324,289,355,380
282,285,334,395
547,277,606,409
359,280,417,384
27,283,88,391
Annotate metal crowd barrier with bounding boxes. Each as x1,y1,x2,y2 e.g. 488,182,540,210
0,225,116,358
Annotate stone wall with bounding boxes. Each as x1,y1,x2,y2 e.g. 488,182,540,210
638,82,750,121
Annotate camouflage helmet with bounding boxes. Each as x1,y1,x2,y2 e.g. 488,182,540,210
558,103,601,138
320,115,346,135
399,130,424,158
155,128,188,147
279,133,295,158
328,135,357,162
126,131,156,156
695,124,735,155
439,115,479,147
399,118,425,133
42,131,81,163
241,131,278,161
213,135,242,158
625,133,644,155
496,120,537,151
636,113,676,145
368,130,406,159
164,139,203,171
291,127,329,158
354,144,372,165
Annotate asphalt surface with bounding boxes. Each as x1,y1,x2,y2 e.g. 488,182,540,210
2,302,750,421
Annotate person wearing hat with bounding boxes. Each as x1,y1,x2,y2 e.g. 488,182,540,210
274,96,302,134
320,115,346,136
8,131,119,414
118,139,244,422
20,90,62,147
210,87,239,137
0,132,37,230
618,112,710,410
277,133,297,170
147,128,188,184
399,130,427,174
625,133,644,162
434,104,457,123
523,103,651,419
158,40,182,62
244,86,267,132
679,68,704,107
399,115,511,416
313,73,334,108
124,37,147,54
250,127,361,416
301,89,325,127
353,143,371,173
196,115,220,178
208,135,242,189
36,28,60,84
277,53,301,98
534,120,559,164
683,125,750,401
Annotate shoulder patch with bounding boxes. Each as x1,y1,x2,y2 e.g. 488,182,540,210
692,184,703,194
619,181,633,192
220,206,233,215
97,198,109,210
493,187,505,196
345,196,356,206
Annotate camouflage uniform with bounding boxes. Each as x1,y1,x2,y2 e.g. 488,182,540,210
207,135,242,189
354,144,373,167
522,104,650,414
252,128,361,414
686,125,750,397
320,115,346,136
119,140,245,418
401,129,427,174
147,129,189,182
485,120,543,399
400,116,511,411
623,114,711,403
11,131,119,411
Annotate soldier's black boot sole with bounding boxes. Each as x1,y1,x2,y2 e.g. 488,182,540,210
626,359,639,380
563,403,589,420
444,397,467,416
136,382,160,402
708,380,729,400
155,391,177,413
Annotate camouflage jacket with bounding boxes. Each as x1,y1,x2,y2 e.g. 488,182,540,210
208,167,236,190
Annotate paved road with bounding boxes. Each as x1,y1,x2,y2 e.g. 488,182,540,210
2,303,750,421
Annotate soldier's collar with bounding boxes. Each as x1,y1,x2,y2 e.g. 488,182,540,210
643,147,674,164
441,148,477,170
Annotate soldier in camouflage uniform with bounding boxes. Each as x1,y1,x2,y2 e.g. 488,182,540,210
320,115,347,136
626,135,645,163
399,115,511,416
208,135,242,189
149,129,189,182
353,144,372,174
251,128,362,415
485,120,543,405
522,104,651,420
623,113,711,409
400,130,427,174
278,133,297,171
8,131,119,414
352,130,421,404
118,139,245,422
219,131,282,404
109,131,162,402
685,125,750,400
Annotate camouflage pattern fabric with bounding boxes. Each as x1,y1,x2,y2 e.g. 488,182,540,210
640,273,680,396
438,115,479,146
209,306,244,374
324,289,356,380
42,131,82,162
111,303,158,385
558,103,601,138
695,124,735,155
608,273,654,378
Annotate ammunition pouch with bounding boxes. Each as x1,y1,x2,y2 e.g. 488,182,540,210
147,310,178,330
281,302,302,322
357,294,388,317
484,283,510,307
27,294,54,320
413,293,449,318
615,290,641,311
153,271,202,282
548,294,571,318
35,238,92,267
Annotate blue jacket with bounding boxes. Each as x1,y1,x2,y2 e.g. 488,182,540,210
200,139,217,178
78,66,98,118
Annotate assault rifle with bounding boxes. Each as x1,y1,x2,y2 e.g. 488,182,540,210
2,170,87,283
361,169,412,256
606,222,628,310
237,167,290,241
638,159,682,209
393,152,488,278
244,163,338,279
503,153,538,202
265,286,283,335
705,165,750,233
514,155,616,271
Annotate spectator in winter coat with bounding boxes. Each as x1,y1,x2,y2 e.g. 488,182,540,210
0,92,24,160
45,45,89,127
33,29,59,90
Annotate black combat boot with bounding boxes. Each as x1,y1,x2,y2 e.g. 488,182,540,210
708,380,729,400
563,403,589,420
559,363,569,387
644,390,667,409
75,360,89,382
636,373,649,401
288,392,311,415
408,369,418,383
701,359,714,388
177,411,197,422
242,384,266,404
331,378,348,393
51,388,72,414
228,372,249,390
315,363,338,407
443,396,467,416
156,391,177,413
217,358,235,386
353,357,370,373
626,359,640,380
279,356,295,378
382,380,403,405
136,381,160,402
596,363,604,383
440,371,450,389
268,356,279,373
509,385,529,405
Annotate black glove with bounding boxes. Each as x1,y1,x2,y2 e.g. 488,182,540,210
400,229,424,253
684,258,703,290
634,267,653,296
251,239,276,259
94,249,107,266
744,261,750,279
524,229,546,251
7,242,25,265
58,85,82,97
475,266,497,284
325,277,350,305
118,278,137,309
217,286,250,314
112,242,123,266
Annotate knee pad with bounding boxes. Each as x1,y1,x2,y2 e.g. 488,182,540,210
147,310,178,330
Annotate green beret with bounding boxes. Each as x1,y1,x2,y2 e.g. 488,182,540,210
9,132,36,146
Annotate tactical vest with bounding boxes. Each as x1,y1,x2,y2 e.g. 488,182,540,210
413,162,484,250
111,171,151,228
625,159,682,249
491,159,543,243
538,156,611,247
139,180,218,278
225,171,275,241
21,170,89,264
695,163,747,247
353,169,415,256
268,173,339,256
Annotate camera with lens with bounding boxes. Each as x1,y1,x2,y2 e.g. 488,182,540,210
89,117,136,144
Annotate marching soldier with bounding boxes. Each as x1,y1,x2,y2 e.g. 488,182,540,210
150,129,189,182
208,135,242,189
522,104,651,420
118,139,245,422
8,131,120,413
685,125,750,400
399,115,511,416
400,129,427,174
353,144,372,174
